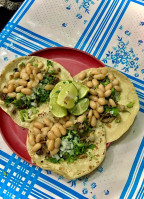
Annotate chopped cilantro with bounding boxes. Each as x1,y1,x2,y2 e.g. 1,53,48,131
48,70,55,74
127,101,135,108
21,62,25,67
100,76,110,86
105,106,119,117
56,90,60,94
98,122,104,127
88,152,97,160
115,119,120,123
19,108,37,122
108,88,121,102
48,158,58,163
47,60,53,67
20,109,26,122
4,96,14,105
88,144,95,149
34,63,38,67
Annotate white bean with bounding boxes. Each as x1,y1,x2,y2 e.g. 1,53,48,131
2,88,8,93
109,99,116,107
98,84,105,92
97,106,104,113
114,86,122,92
78,71,86,80
86,81,93,88
21,72,29,80
64,121,73,128
32,143,41,152
58,125,66,135
48,140,55,151
48,131,57,140
18,79,27,86
16,86,23,92
21,88,32,95
55,138,61,149
112,79,119,86
89,95,98,101
33,127,41,136
104,90,112,97
97,89,104,98
98,98,106,105
108,73,114,80
8,84,15,93
105,83,113,91
8,92,16,98
93,110,100,119
28,134,35,146
91,116,97,127
50,148,59,156
94,74,105,80
90,100,97,109
45,85,54,90
89,89,96,95
101,68,108,75
33,122,44,129
92,79,99,87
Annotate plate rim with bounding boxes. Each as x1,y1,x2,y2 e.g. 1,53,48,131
0,47,105,163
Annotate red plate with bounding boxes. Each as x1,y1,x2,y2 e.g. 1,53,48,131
0,47,105,163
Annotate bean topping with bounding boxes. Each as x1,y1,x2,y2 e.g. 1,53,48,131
104,90,111,97
86,81,93,88
114,86,122,92
98,98,106,105
109,99,116,107
48,140,55,151
33,122,44,129
8,92,16,98
105,83,113,91
33,143,41,152
78,71,86,80
45,84,54,90
90,100,97,109
21,88,32,95
28,134,35,146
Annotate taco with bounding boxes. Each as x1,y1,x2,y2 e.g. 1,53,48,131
27,112,106,179
0,56,72,128
74,67,139,143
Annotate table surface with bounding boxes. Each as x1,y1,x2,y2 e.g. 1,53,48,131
0,0,144,199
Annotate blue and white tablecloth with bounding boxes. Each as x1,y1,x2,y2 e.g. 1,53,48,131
0,0,144,198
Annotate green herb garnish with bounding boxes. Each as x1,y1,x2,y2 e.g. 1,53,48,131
21,62,25,67
110,88,120,102
105,106,119,117
56,90,60,94
127,101,135,108
115,119,120,123
47,60,53,67
88,144,95,149
100,77,110,86
88,152,97,160
34,64,38,67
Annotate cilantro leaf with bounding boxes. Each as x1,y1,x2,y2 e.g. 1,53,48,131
127,101,135,108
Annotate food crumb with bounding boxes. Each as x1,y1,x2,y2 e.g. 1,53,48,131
3,171,7,176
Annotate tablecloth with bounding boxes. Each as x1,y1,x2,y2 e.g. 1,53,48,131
0,0,144,198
